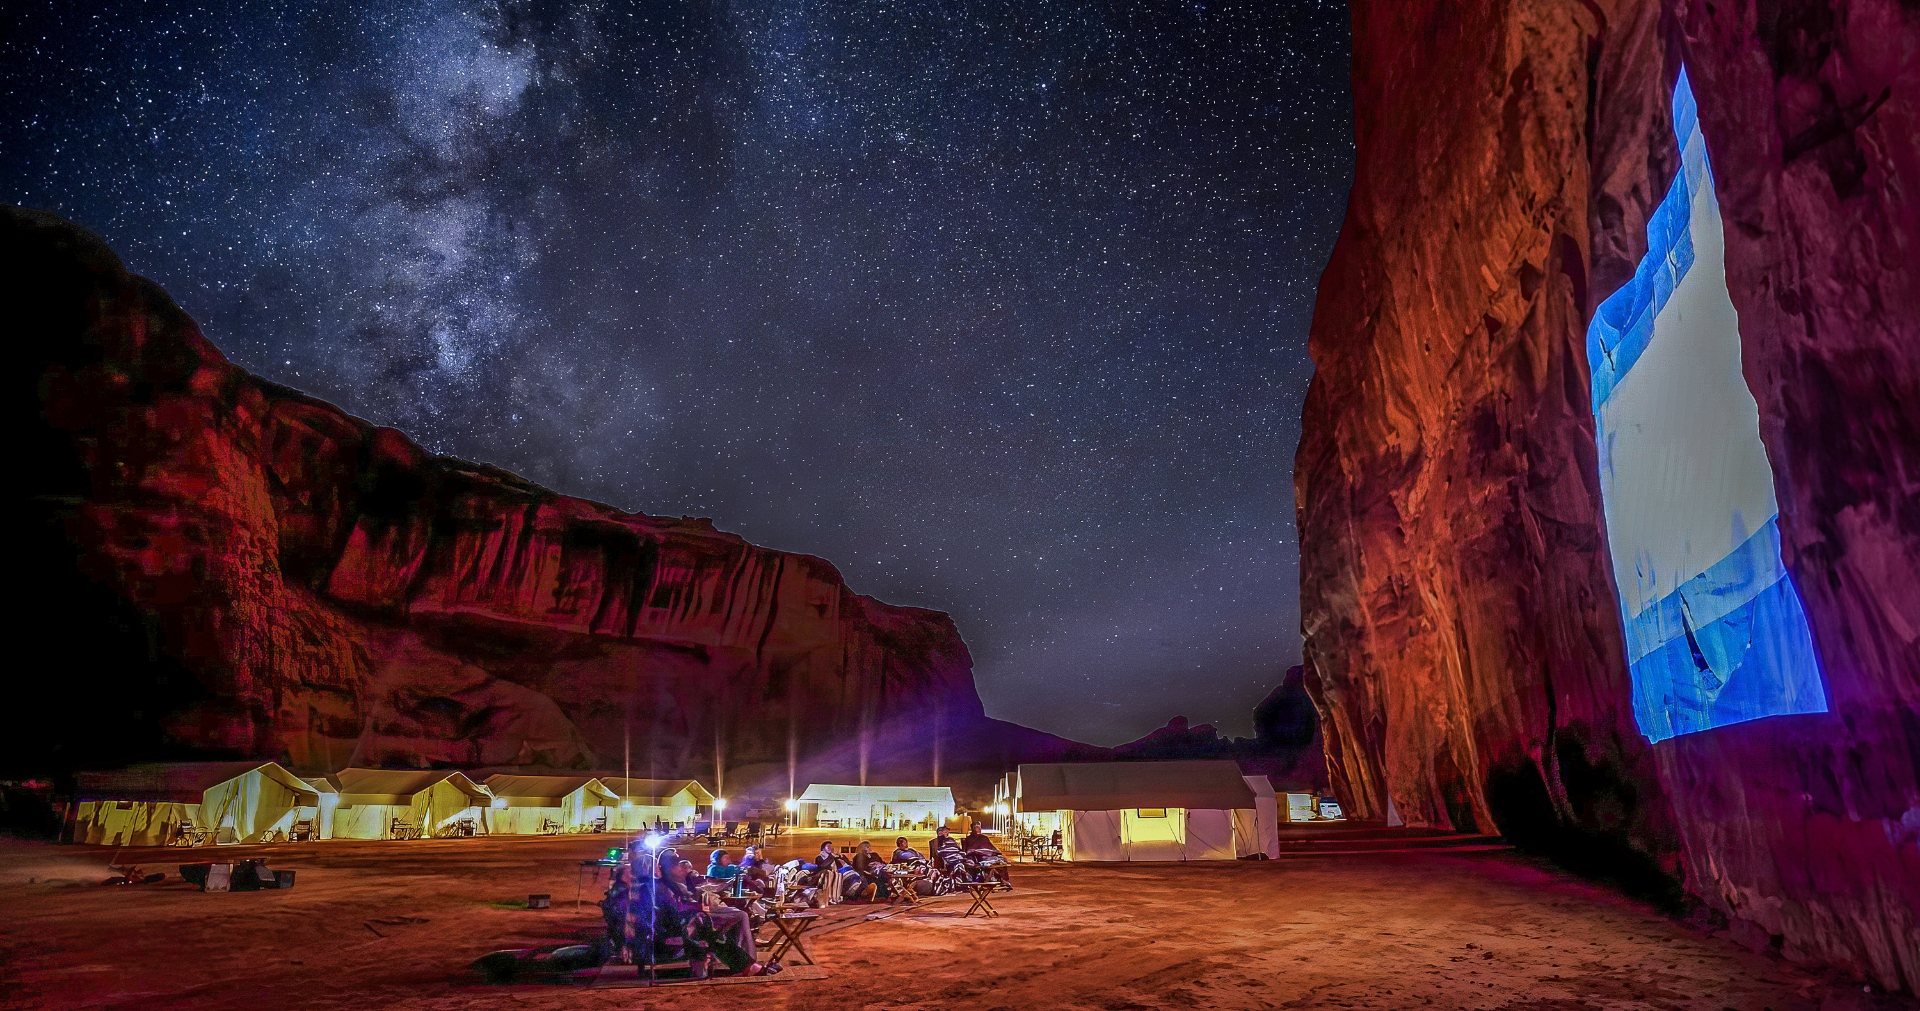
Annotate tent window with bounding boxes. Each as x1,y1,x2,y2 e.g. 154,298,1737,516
1135,808,1166,819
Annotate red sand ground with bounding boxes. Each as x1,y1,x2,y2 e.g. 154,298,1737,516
1,835,1909,1011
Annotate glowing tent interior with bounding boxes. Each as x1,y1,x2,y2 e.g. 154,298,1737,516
1002,760,1279,861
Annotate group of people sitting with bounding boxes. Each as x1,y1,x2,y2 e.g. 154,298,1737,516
805,823,1012,901
599,824,1012,979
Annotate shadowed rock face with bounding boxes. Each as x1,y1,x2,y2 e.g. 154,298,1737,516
9,206,1079,790
1298,0,1917,992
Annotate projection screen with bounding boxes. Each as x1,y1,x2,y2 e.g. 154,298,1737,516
1586,68,1827,743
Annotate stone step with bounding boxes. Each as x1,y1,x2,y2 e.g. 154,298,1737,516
1266,842,1514,858
1274,832,1505,851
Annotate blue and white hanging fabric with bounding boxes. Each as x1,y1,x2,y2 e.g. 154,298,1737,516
1586,68,1827,743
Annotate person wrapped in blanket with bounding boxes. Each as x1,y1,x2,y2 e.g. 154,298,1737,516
604,843,778,979
774,841,843,907
930,825,971,879
962,822,1013,888
840,841,893,901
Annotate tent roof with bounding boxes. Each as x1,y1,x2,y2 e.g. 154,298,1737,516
598,778,715,805
798,784,955,805
76,762,315,804
484,774,616,802
1016,761,1256,812
328,768,489,803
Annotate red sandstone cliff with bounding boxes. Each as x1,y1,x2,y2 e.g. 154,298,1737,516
1298,0,1916,991
9,205,1080,792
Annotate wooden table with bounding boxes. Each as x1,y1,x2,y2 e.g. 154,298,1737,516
759,912,820,965
960,881,999,918
887,873,925,908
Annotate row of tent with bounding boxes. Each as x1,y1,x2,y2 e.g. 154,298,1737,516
66,762,716,847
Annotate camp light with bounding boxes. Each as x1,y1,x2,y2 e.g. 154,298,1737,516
783,798,798,812
643,833,664,850
713,798,728,813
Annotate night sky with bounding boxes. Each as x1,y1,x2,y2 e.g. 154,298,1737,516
3,1,1352,746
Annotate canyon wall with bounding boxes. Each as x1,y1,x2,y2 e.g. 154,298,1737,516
9,205,1077,794
1298,0,1916,990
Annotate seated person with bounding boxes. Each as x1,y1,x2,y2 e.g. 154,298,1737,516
962,823,1012,886
930,825,968,876
706,849,743,891
737,846,775,896
846,841,893,900
603,845,654,958
659,858,773,977
891,836,924,863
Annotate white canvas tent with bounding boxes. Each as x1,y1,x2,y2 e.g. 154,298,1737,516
598,778,715,833
1008,760,1275,862
484,774,618,835
70,762,318,847
1234,775,1282,858
795,784,955,830
323,768,491,840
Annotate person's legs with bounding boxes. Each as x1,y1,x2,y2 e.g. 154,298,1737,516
702,906,757,971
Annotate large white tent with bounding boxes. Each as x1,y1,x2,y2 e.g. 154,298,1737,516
323,768,492,840
69,762,318,847
795,784,954,830
598,777,715,833
484,774,618,835
1004,760,1278,861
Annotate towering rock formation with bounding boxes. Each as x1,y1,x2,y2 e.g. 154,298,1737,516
9,206,1077,793
1298,0,1916,991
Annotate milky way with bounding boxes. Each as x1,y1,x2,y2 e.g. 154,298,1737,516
4,1,1352,745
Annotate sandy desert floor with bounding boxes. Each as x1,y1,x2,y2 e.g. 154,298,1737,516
0,834,1909,1011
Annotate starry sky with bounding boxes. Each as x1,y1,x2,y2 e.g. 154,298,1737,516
3,1,1352,746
